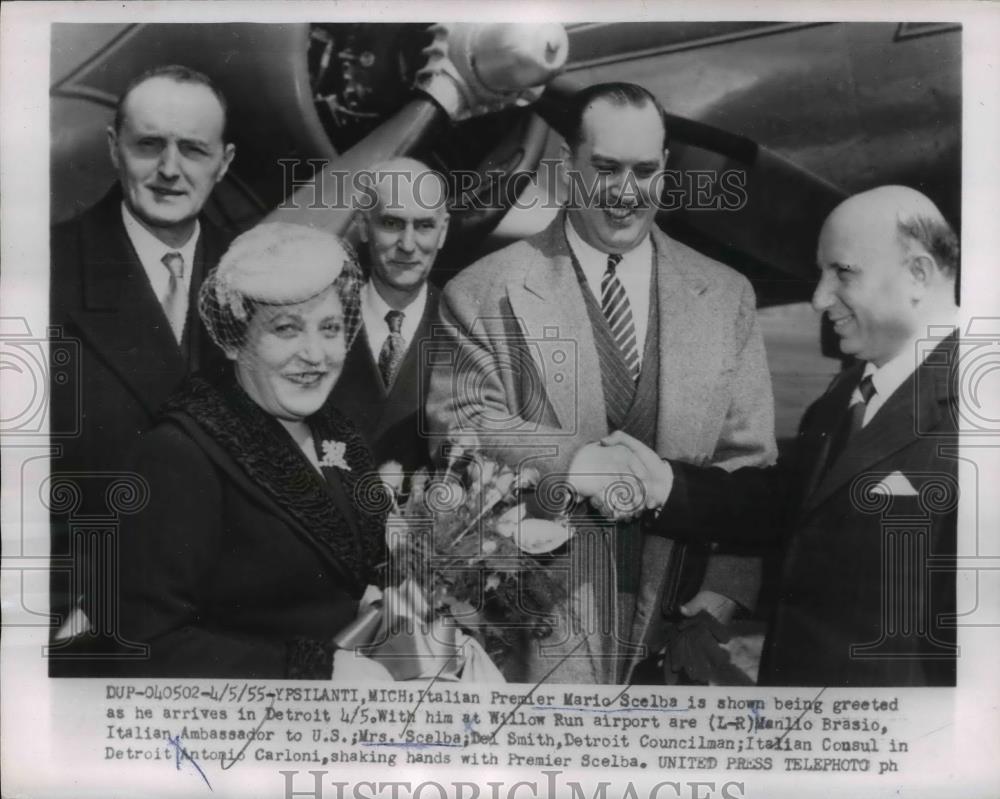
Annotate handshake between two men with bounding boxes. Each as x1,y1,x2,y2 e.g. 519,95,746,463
568,428,744,633
565,430,749,683
568,430,675,522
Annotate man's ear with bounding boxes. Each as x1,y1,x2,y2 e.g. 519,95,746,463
907,252,936,298
215,143,236,184
558,140,575,199
106,125,120,170
559,140,574,171
436,212,450,249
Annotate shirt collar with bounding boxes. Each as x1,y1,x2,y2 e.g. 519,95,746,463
120,202,200,272
862,323,958,402
361,279,427,343
563,215,652,286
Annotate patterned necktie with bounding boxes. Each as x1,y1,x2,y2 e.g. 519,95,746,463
378,309,406,388
161,251,187,344
824,374,876,474
601,253,640,382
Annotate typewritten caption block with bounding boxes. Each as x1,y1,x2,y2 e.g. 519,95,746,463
98,682,915,777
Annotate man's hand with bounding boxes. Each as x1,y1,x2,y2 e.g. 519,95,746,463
568,439,654,517
599,430,674,511
680,590,739,625
660,593,746,685
661,609,752,686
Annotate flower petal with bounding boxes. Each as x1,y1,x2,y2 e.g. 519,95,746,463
378,460,405,493
516,518,574,554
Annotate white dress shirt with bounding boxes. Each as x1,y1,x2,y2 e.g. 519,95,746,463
856,326,957,426
120,203,199,321
361,280,428,362
564,216,653,365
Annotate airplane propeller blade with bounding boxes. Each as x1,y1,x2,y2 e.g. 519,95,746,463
265,97,447,236
265,22,566,246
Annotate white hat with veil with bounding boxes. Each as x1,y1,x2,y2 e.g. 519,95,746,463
198,221,364,360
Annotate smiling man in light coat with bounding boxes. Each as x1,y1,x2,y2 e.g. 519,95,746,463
427,82,776,684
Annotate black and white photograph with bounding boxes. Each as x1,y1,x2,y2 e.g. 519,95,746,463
2,2,999,798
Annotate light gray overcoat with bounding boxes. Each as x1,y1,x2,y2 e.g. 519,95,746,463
427,213,777,684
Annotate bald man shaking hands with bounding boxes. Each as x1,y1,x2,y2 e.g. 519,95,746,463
622,186,961,686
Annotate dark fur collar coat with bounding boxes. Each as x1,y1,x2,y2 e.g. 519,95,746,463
116,375,387,679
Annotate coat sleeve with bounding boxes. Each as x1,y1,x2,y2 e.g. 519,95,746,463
696,277,778,609
117,422,334,678
426,278,580,481
647,460,788,546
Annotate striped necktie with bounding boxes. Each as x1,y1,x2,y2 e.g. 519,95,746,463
601,253,640,382
378,309,406,388
160,251,187,344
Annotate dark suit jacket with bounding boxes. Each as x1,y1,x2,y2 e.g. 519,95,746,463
50,185,231,480
656,334,959,686
328,285,439,474
116,377,385,678
49,186,232,656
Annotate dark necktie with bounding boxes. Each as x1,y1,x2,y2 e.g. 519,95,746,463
378,309,406,388
601,253,640,382
160,251,186,344
824,374,876,474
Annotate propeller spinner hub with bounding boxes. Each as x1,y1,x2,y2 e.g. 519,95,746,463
416,23,568,120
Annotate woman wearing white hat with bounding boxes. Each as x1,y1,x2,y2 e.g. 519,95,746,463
116,223,388,678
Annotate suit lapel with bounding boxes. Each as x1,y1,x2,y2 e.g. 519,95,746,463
804,336,956,514
798,366,861,503
185,219,229,374
507,216,606,437
69,193,187,415
628,228,714,676
330,325,385,428
332,288,439,446
318,463,367,564
165,411,360,589
650,227,713,459
165,379,370,591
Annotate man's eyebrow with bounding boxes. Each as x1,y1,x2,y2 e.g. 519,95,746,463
380,212,438,223
590,155,661,169
130,133,212,148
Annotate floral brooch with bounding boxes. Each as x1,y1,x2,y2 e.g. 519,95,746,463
319,440,351,471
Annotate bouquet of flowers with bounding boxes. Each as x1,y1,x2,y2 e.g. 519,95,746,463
374,443,573,670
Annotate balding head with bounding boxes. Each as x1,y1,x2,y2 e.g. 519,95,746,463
826,186,959,277
357,158,449,309
814,186,958,366
361,157,449,213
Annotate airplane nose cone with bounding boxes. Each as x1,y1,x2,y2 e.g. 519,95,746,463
471,23,569,92
418,23,568,120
